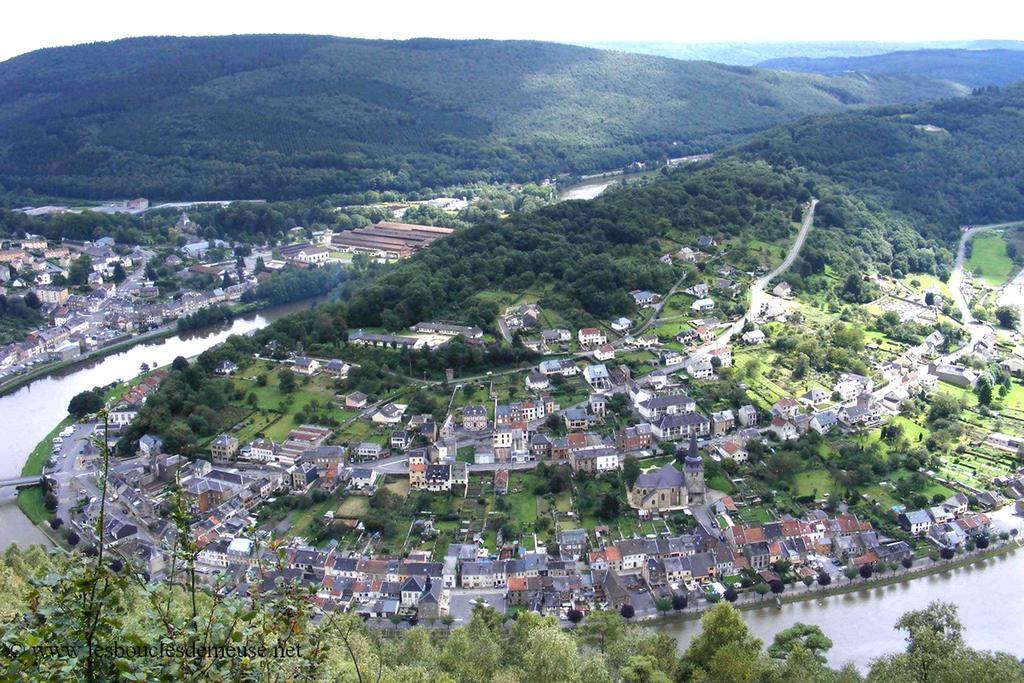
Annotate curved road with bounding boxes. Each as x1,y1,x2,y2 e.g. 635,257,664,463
726,198,817,344
871,220,1019,402
636,200,817,345
943,222,1015,362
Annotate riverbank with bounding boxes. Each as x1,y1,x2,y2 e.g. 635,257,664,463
0,296,329,550
0,297,280,400
642,539,1021,626
16,415,78,526
0,325,178,399
557,168,658,201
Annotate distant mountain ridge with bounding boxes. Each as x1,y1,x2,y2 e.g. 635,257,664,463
757,48,1024,88
0,35,970,201
587,40,1024,67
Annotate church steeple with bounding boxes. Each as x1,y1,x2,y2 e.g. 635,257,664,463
683,432,701,471
682,431,706,505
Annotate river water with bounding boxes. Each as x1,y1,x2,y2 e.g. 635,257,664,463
0,298,323,548
662,508,1024,670
558,177,617,201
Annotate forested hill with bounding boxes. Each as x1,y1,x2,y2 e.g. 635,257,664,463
341,158,940,332
758,49,1024,89
346,84,1024,331
0,35,967,201
737,83,1024,242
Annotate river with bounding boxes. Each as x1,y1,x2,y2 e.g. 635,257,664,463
662,508,1024,670
0,297,323,548
558,177,617,201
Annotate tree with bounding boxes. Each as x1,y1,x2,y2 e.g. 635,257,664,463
977,379,993,406
995,305,1020,329
68,390,104,418
940,547,955,560
754,583,770,599
596,491,622,521
279,370,297,394
620,654,671,683
23,290,41,309
622,455,641,488
902,556,914,569
111,262,127,283
802,575,815,589
619,604,635,619
162,420,197,455
566,609,583,624
817,572,832,587
844,566,859,582
671,594,687,610
171,356,189,372
723,588,738,603
768,623,834,663
859,564,873,580
67,254,92,286
865,601,1019,682
682,602,763,680
928,393,963,423
769,580,785,594
578,609,625,654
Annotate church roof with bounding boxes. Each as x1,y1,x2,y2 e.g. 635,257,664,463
634,462,684,489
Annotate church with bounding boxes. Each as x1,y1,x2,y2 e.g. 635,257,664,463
627,434,706,511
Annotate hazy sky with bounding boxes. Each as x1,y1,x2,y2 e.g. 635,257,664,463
2,0,1022,61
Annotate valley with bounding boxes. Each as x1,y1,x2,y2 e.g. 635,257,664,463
2,30,1024,682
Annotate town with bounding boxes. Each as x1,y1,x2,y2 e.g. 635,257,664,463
0,208,453,385
35,209,1024,627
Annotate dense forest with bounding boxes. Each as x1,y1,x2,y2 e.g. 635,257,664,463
346,160,808,328
1,544,1021,681
738,84,1024,242
343,156,959,330
0,35,968,201
0,292,43,344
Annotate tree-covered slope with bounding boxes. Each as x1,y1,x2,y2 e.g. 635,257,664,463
0,35,967,201
737,84,1024,244
342,84,1024,332
759,49,1024,89
340,158,944,332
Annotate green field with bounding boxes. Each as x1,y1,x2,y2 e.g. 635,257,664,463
230,362,362,444
966,234,1016,286
17,416,78,525
794,468,836,498
16,488,49,525
901,273,952,299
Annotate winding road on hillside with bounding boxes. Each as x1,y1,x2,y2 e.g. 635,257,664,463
871,220,1021,402
724,198,818,345
640,199,819,376
942,221,1016,362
